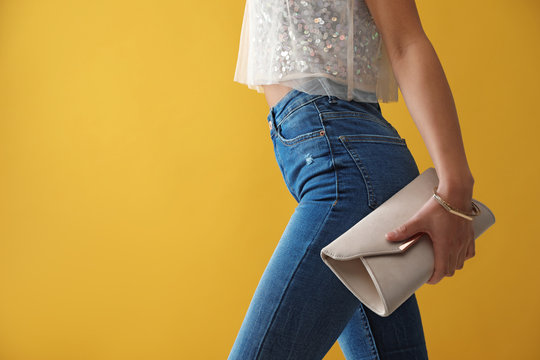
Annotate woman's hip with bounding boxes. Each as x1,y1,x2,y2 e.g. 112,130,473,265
267,89,420,209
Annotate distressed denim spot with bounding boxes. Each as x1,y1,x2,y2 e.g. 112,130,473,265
304,153,314,165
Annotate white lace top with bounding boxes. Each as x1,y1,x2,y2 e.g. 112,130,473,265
233,0,399,103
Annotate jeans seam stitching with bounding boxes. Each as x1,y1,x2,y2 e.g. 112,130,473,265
338,136,378,209
276,129,326,146
321,111,393,129
253,202,335,359
381,343,428,355
340,134,406,145
277,95,327,127
313,100,339,206
273,142,300,203
358,303,382,360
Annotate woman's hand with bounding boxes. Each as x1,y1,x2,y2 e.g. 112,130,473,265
384,184,476,285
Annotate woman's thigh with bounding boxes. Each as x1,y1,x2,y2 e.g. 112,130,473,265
228,199,376,359
228,90,428,359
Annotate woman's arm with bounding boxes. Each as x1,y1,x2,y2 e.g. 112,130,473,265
364,0,476,284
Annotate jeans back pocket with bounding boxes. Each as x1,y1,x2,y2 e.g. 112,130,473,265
338,134,419,210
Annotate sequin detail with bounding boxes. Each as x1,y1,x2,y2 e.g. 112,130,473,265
234,0,399,103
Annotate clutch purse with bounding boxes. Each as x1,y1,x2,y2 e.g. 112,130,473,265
320,167,496,317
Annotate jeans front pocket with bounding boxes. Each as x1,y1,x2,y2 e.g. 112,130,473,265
274,101,327,146
338,134,419,210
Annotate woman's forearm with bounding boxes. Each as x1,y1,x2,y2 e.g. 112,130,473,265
388,35,475,208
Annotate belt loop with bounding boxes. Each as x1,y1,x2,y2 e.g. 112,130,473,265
268,107,276,130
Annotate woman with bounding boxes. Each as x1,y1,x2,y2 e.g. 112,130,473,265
229,0,475,359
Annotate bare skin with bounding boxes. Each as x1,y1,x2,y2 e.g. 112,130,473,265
261,84,294,109
262,0,475,285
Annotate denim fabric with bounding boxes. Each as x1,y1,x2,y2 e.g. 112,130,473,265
228,89,429,360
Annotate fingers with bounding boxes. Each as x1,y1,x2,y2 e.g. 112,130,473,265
465,238,476,260
427,236,462,284
457,228,474,268
465,227,476,260
447,249,457,277
456,246,466,270
385,215,424,242
427,241,447,284
428,235,475,285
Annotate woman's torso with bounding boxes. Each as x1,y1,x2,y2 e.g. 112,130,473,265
262,84,294,109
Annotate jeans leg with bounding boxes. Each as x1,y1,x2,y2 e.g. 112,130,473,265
228,200,378,360
338,294,429,360
337,304,381,360
229,91,429,359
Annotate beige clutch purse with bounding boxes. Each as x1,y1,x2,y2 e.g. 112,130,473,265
320,167,496,317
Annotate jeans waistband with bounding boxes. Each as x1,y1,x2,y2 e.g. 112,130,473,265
267,88,384,127
268,89,333,124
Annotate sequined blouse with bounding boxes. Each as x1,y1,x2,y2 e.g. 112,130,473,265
233,0,399,103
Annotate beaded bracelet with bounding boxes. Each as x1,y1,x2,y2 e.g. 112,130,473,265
432,187,481,221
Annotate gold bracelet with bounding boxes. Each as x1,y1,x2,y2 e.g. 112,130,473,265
432,187,481,221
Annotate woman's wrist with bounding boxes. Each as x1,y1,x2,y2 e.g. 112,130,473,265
435,174,475,212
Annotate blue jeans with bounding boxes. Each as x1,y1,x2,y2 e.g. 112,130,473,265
228,89,429,360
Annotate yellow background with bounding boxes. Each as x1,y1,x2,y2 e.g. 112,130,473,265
0,0,538,359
